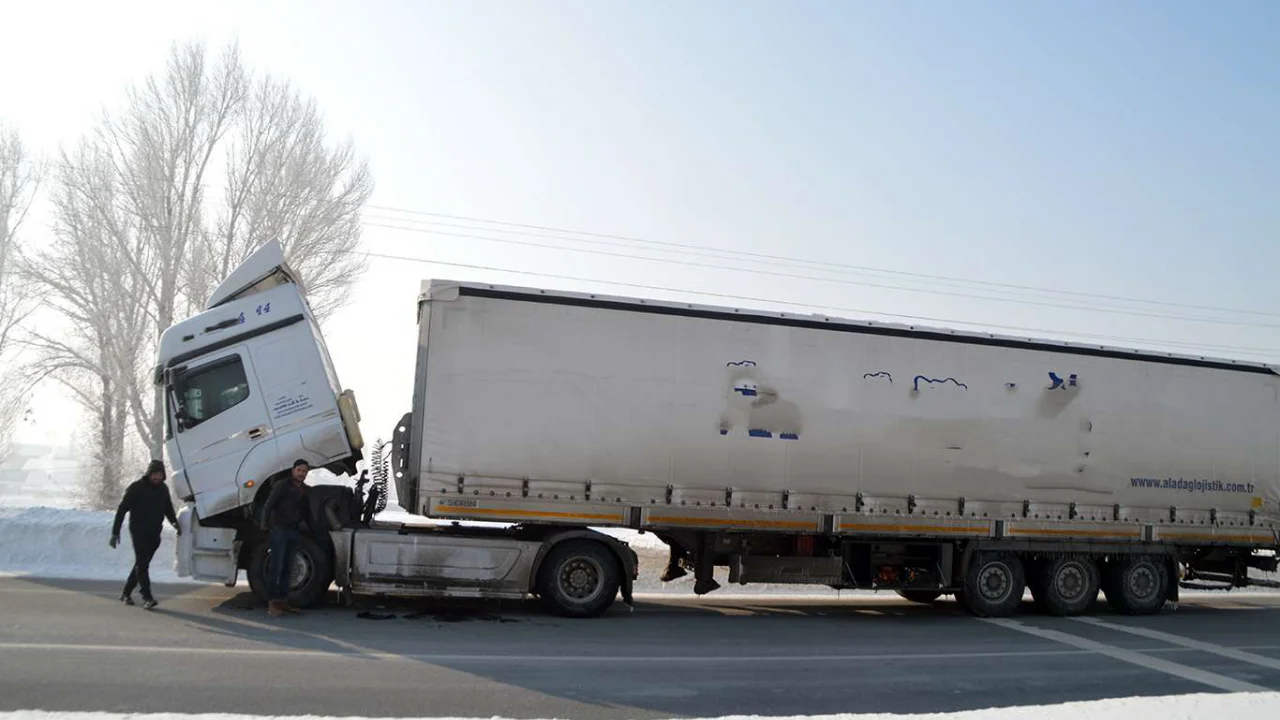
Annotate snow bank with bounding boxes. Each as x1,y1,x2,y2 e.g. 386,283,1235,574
0,507,181,582
1,692,1279,719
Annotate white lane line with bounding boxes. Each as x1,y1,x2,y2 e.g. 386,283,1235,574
1072,616,1280,672
5,639,1280,664
981,618,1267,692
0,641,1117,663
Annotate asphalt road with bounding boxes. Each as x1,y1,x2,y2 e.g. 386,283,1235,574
2,577,1280,719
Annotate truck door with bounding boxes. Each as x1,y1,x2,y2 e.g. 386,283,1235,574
169,345,276,518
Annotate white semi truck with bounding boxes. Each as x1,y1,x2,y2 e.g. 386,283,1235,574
166,240,1279,618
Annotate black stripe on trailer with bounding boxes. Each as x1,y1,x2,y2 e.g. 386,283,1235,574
455,286,1278,376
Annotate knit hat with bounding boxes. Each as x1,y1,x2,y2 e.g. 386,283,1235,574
146,459,166,479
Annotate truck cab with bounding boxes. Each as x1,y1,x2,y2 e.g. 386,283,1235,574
161,240,363,588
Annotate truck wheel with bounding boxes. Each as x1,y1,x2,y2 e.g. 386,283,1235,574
1030,557,1099,616
247,534,334,609
535,540,621,618
896,589,944,604
961,552,1025,617
1102,555,1167,615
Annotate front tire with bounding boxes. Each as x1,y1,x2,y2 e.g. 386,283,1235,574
247,534,334,609
961,552,1026,618
535,540,621,618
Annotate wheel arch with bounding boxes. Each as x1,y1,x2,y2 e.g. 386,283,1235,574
525,527,637,606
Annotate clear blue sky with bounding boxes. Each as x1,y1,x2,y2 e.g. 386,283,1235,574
3,0,1280,443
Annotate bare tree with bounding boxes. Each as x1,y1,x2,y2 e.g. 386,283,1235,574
34,39,372,463
198,74,371,322
24,141,150,506
0,124,40,462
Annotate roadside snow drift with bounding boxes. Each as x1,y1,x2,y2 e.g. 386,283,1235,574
0,507,180,582
2,692,1280,719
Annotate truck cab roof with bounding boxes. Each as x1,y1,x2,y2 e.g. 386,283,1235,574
155,240,314,380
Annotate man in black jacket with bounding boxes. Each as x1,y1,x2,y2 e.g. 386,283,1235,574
111,460,180,609
259,458,311,617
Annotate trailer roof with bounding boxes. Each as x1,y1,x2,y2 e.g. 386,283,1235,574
422,279,1280,376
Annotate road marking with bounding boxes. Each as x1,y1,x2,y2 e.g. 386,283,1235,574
0,641,1129,663
1072,616,1280,672
981,618,1267,692
4,639,1280,665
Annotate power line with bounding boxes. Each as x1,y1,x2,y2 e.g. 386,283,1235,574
362,217,1280,331
12,155,1277,320
361,250,1280,360
367,205,1280,320
367,216,1140,307
13,157,1280,327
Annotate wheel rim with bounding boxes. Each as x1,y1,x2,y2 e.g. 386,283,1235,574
1126,562,1159,601
1054,561,1088,601
290,550,313,591
558,556,604,603
978,561,1013,603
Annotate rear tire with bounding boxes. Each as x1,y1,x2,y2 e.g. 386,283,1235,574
1102,555,1168,615
1029,556,1099,616
536,540,621,618
961,552,1025,618
247,534,334,609
896,589,944,604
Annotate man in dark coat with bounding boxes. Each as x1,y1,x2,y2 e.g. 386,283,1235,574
111,459,180,609
259,458,312,617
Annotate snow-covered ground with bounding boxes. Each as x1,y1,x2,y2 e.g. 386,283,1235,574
0,506,182,582
2,692,1280,719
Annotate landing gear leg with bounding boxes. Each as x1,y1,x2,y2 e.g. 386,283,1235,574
693,532,720,595
661,543,688,582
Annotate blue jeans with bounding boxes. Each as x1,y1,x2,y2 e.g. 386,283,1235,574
267,526,299,601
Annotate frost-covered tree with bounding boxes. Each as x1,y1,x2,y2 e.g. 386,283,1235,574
25,141,151,505
32,40,372,464
0,124,40,463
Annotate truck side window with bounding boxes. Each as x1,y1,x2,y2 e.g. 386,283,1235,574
178,356,251,428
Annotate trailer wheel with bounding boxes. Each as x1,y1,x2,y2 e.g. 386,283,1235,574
247,534,334,609
1102,555,1167,616
1029,557,1099,617
536,540,621,618
896,589,944,604
961,552,1025,617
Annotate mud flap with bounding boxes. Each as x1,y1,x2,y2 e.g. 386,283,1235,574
1164,556,1180,612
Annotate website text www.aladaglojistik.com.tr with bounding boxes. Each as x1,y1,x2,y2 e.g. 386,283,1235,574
1130,477,1255,494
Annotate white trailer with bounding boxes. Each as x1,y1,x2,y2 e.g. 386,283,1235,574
165,241,1279,618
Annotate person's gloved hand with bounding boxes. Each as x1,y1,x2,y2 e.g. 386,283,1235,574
109,535,119,549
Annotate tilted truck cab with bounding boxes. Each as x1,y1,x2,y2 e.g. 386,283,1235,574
162,240,363,590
